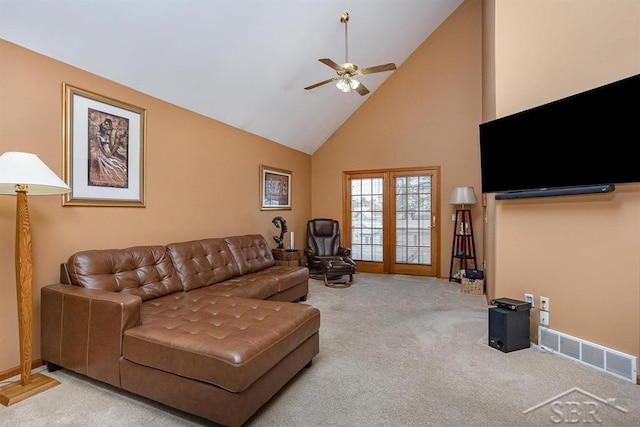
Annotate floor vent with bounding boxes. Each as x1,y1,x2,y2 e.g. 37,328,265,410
538,327,637,383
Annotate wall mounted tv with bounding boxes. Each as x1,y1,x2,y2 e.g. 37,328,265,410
479,73,640,197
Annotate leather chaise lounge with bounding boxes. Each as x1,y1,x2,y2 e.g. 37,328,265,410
40,234,320,427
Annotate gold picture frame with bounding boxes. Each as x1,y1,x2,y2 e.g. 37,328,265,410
260,165,291,210
62,83,146,207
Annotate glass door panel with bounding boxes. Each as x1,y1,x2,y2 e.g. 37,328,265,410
344,168,439,277
350,177,384,264
391,172,437,276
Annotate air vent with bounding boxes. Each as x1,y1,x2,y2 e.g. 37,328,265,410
538,327,637,383
559,335,581,360
539,327,559,351
582,343,605,369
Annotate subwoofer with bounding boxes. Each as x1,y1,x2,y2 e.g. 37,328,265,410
488,307,530,353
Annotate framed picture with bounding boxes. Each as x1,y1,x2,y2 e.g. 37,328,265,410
62,84,146,206
261,165,291,210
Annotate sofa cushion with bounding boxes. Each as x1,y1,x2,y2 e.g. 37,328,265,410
66,246,182,301
123,294,320,393
224,234,275,274
189,275,278,300
166,238,240,291
239,266,308,293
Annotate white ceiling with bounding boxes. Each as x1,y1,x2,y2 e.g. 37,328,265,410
0,0,463,154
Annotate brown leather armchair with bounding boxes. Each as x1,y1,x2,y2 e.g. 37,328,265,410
305,218,356,288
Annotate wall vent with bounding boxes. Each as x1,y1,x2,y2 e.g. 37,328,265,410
538,327,637,383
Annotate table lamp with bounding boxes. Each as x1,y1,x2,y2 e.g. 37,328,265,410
0,152,71,406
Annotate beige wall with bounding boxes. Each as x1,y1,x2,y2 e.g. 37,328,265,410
487,0,640,357
0,39,311,373
312,0,484,278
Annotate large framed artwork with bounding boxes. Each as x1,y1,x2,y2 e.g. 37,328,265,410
261,165,291,210
62,84,146,206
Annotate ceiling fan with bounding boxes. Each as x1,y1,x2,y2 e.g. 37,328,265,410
304,12,396,96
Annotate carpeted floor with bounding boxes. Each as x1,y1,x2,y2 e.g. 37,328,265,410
1,273,639,426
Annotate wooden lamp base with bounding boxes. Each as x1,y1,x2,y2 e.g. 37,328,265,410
0,153,71,407
0,190,60,407
0,372,60,406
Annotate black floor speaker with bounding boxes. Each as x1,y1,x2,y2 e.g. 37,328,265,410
488,307,530,353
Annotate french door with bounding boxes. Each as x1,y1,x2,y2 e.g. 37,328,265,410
343,167,440,276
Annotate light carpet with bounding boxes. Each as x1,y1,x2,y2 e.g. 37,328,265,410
1,273,638,426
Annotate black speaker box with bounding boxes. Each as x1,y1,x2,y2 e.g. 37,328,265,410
488,307,530,353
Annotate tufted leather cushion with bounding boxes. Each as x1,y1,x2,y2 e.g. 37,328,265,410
224,235,275,274
66,246,182,301
166,238,240,292
242,265,308,293
123,294,320,393
189,275,278,300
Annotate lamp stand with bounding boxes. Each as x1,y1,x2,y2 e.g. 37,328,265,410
0,190,60,406
448,208,477,282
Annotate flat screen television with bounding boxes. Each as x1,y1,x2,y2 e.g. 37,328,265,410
479,73,640,195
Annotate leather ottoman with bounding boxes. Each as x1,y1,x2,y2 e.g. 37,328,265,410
320,257,355,288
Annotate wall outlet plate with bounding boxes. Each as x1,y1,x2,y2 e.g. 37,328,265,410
540,296,549,311
540,311,549,326
524,293,534,307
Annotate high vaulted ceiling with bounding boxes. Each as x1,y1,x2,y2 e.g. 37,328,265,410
0,0,463,154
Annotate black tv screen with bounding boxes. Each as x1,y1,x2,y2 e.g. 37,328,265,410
479,73,640,194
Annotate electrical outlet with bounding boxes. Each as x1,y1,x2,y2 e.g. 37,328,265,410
540,311,549,326
540,296,549,311
524,293,534,307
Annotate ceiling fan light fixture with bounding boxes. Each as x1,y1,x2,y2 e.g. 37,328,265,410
336,78,350,92
336,79,348,92
336,77,360,93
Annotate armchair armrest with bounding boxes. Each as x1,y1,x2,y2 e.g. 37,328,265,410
338,246,351,257
305,246,351,258
41,284,141,387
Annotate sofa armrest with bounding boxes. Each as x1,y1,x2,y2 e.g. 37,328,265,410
41,284,141,387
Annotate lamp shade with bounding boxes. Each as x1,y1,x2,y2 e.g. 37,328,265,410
0,152,71,195
450,186,477,205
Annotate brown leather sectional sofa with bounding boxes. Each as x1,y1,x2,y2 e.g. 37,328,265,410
40,234,320,427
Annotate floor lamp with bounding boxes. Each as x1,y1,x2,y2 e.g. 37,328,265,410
0,152,71,406
449,186,477,282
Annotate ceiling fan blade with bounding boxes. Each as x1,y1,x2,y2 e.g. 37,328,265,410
304,78,337,91
360,63,397,75
319,58,343,71
355,83,370,96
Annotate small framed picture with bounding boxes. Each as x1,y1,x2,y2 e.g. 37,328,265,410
62,84,146,207
260,165,291,210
